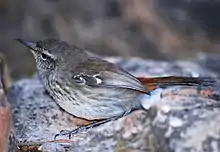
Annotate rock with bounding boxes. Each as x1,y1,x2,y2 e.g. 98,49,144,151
197,53,220,75
0,54,17,152
8,57,220,152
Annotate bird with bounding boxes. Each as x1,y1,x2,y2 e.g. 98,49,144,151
16,38,217,138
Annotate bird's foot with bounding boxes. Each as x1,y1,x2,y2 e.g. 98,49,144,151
54,112,128,139
57,111,139,139
54,126,90,139
54,118,117,139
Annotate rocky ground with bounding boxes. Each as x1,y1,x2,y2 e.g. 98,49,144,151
4,54,220,152
1,1,220,151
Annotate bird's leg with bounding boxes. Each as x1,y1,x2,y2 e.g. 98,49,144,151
56,119,112,139
55,111,128,139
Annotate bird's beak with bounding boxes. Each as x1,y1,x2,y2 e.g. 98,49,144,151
16,39,37,52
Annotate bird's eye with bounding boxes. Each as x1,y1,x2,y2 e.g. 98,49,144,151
41,53,47,60
36,42,42,49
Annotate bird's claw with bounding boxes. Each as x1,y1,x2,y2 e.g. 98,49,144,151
54,126,91,140
54,129,72,140
54,115,125,139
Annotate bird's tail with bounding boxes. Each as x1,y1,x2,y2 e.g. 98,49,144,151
137,76,218,91
138,76,220,110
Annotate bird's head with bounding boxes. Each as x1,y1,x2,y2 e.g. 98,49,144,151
16,38,76,73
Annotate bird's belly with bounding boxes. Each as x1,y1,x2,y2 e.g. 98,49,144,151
56,98,125,120
49,87,129,120
46,79,141,120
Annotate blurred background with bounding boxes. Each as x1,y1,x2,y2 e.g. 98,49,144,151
1,0,220,79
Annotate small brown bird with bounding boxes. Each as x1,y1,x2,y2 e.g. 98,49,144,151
17,38,216,138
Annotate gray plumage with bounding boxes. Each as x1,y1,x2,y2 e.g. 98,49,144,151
17,38,148,120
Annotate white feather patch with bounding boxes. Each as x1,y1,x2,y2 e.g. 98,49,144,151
140,88,164,110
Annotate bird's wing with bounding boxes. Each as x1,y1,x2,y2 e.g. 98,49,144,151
66,57,217,94
68,58,148,93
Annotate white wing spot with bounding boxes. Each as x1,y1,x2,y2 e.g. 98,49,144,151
73,75,86,84
93,74,102,84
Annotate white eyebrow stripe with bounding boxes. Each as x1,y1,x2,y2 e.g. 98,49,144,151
42,50,57,60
